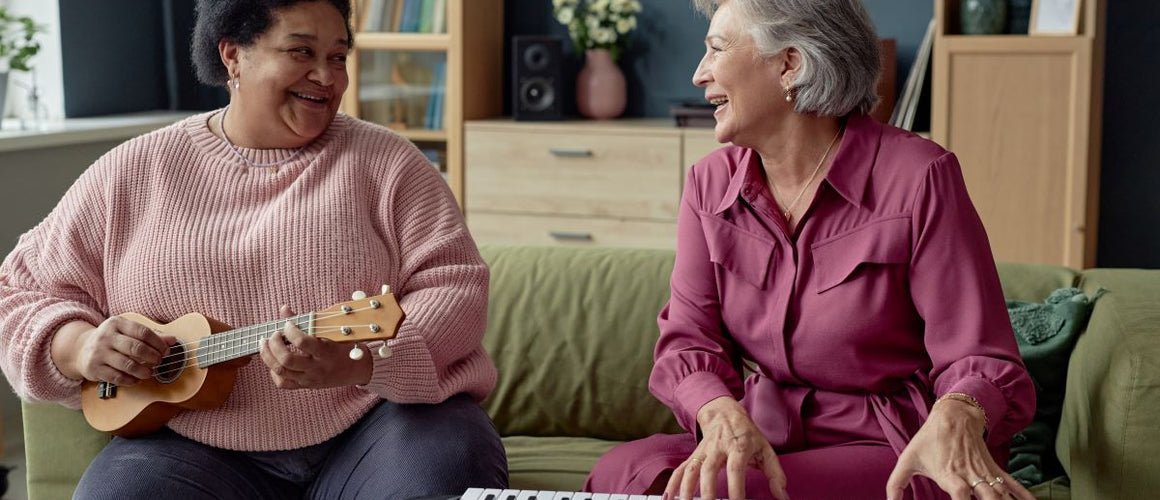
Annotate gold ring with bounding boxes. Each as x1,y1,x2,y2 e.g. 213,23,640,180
689,457,704,465
988,478,1002,487
969,478,987,488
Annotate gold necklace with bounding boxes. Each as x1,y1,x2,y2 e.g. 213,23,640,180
770,125,843,222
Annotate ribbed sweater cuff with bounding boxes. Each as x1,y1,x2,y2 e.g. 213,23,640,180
29,301,104,408
360,335,439,403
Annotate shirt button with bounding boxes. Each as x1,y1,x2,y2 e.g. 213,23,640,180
743,187,752,196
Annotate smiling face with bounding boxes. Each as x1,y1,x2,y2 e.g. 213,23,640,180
223,1,350,147
692,1,792,147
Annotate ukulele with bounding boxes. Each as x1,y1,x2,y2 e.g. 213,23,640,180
80,286,404,437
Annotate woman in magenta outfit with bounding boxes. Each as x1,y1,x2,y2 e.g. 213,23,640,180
584,1,1036,500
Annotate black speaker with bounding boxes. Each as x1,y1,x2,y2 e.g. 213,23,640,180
512,36,563,121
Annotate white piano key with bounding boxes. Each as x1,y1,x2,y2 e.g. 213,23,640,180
461,488,486,500
591,494,611,500
479,488,504,500
609,495,629,500
514,490,538,500
572,493,594,500
550,492,574,500
539,491,561,500
501,489,525,500
628,496,648,500
645,496,663,500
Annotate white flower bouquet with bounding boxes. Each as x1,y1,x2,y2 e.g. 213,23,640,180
553,0,643,61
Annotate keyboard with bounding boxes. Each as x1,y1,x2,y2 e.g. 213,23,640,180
460,488,747,500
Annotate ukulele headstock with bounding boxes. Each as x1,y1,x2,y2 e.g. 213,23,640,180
311,286,404,344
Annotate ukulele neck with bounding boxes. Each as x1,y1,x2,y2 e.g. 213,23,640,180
196,313,314,367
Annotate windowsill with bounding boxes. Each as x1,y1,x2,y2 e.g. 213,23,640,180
0,111,195,153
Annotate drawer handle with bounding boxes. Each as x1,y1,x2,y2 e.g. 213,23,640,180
549,231,594,242
549,148,593,158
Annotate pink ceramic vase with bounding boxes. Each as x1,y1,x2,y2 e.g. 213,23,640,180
576,49,626,119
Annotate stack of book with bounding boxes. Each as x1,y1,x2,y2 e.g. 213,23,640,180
359,54,446,131
359,0,447,33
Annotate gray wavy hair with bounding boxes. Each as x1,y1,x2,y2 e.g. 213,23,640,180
695,0,880,117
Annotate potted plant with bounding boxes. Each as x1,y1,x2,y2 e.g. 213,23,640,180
553,0,643,119
1,6,43,127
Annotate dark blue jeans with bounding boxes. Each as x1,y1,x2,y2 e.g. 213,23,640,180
74,394,508,500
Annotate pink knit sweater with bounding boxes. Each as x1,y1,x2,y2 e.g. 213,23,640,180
0,111,494,451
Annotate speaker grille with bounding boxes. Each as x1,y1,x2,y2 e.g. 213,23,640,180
513,36,563,121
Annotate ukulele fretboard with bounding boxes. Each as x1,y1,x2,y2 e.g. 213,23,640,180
196,313,313,367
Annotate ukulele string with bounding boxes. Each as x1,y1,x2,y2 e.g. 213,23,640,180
147,305,387,378
149,321,379,378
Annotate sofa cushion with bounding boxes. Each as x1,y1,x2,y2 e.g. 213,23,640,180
22,402,109,500
995,262,1079,302
479,246,683,441
1060,270,1160,500
503,435,620,491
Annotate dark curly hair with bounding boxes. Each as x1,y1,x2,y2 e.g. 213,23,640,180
191,0,353,87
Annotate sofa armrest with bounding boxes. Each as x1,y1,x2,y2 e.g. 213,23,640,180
21,402,109,500
1058,269,1160,500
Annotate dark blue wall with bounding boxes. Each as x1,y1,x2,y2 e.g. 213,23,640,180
59,0,169,116
59,0,225,117
1095,0,1160,269
503,0,932,118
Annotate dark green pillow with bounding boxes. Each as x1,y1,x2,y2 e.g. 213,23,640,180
1006,287,1104,485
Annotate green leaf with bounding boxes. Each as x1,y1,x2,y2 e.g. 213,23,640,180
0,6,44,73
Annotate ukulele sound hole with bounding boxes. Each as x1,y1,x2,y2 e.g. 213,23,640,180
153,341,186,385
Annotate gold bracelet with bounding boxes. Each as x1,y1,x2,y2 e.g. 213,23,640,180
936,392,988,429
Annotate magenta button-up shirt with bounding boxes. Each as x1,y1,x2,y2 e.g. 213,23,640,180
650,114,1035,461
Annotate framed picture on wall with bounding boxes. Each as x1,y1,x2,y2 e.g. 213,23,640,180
1030,0,1082,35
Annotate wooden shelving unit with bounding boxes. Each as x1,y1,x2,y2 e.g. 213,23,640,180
931,0,1106,268
342,0,504,204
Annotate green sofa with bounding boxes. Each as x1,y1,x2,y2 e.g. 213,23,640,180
20,246,1160,499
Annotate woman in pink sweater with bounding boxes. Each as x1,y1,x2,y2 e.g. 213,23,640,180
0,1,505,498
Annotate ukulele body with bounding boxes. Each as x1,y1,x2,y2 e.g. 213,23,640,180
79,312,240,437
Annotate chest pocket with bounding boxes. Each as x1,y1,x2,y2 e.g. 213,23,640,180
701,215,776,289
811,217,911,293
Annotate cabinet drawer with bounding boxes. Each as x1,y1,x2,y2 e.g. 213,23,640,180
465,129,681,220
468,212,676,249
683,129,725,179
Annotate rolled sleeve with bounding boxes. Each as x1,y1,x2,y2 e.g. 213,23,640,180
672,371,735,432
943,376,1009,435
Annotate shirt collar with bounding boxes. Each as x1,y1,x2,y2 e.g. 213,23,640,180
712,114,882,215
825,113,881,209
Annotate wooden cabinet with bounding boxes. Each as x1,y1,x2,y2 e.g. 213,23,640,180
343,0,504,204
932,0,1105,268
465,119,724,249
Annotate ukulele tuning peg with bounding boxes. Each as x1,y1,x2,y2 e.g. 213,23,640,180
378,344,392,358
381,284,391,295
351,290,368,300
348,347,365,360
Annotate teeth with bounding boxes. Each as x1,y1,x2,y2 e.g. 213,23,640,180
293,92,327,103
709,97,728,106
